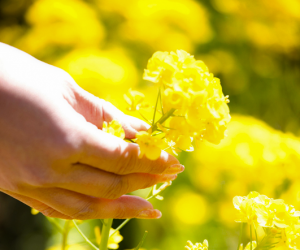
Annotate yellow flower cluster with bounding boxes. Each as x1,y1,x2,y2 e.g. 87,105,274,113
131,50,230,160
234,192,300,228
188,115,300,228
234,192,300,249
97,0,212,52
185,240,208,250
102,120,125,139
144,50,230,144
124,88,149,111
135,131,166,160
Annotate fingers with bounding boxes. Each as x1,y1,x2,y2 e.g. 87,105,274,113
125,115,150,132
20,187,161,220
2,190,71,219
56,163,177,199
79,125,183,175
72,87,147,138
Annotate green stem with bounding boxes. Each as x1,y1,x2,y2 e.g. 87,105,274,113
152,88,161,127
99,218,113,250
134,231,148,250
72,220,99,250
109,219,130,239
138,111,152,124
237,223,244,250
159,87,164,115
250,224,252,250
254,223,258,244
62,220,71,250
150,108,176,133
46,217,64,234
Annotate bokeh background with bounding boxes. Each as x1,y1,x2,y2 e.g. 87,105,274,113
0,0,300,249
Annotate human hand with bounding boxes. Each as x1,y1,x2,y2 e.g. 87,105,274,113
0,43,183,220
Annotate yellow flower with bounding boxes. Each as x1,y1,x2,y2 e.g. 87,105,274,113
102,120,125,139
244,241,257,250
20,0,104,55
254,195,300,228
31,208,39,215
152,181,172,200
124,88,149,111
285,225,300,250
136,131,165,160
47,244,87,250
234,192,300,229
108,229,123,249
143,51,176,84
269,201,300,228
185,240,208,250
157,122,193,154
233,194,258,225
163,88,190,112
94,227,123,250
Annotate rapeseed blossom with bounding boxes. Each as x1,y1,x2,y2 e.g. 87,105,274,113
234,192,300,250
130,50,230,160
102,120,125,139
152,181,172,200
95,227,123,250
31,208,39,215
233,192,300,228
185,240,208,250
144,50,230,143
124,88,149,111
135,131,165,160
241,241,257,250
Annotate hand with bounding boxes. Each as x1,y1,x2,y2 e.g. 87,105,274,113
0,43,183,220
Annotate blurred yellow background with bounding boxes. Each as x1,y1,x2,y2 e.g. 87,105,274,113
0,0,300,249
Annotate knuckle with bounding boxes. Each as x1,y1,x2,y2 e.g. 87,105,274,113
26,168,54,188
52,131,83,159
82,95,105,126
70,200,94,220
105,176,124,200
116,144,139,175
120,176,131,194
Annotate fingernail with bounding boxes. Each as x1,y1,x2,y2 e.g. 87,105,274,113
137,209,162,219
164,164,185,174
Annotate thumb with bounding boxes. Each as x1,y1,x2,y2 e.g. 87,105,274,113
72,86,149,138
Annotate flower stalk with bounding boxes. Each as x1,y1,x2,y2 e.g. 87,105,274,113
62,220,72,250
99,218,113,250
149,108,176,133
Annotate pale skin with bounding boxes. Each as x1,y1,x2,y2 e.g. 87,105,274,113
0,43,184,220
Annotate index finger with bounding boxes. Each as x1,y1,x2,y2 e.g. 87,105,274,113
77,123,183,175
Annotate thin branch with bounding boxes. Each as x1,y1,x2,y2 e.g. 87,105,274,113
159,87,164,115
46,217,64,234
109,219,131,239
138,111,152,125
152,88,161,127
134,231,148,250
72,220,99,250
150,108,176,132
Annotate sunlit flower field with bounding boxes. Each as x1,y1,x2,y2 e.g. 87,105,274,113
0,0,300,249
